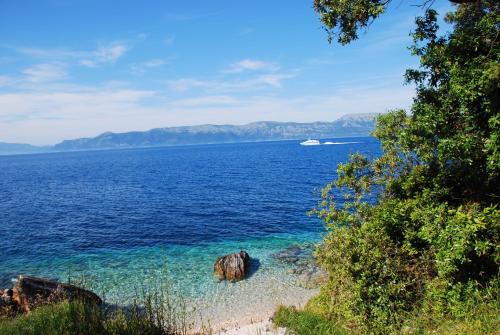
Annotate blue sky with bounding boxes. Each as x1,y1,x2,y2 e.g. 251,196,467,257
0,0,452,145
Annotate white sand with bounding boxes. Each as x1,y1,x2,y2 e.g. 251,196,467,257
190,286,317,334
189,274,318,328
215,320,287,335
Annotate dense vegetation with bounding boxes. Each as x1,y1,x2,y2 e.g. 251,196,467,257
278,1,499,334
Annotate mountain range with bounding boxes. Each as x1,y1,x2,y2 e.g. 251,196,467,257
0,113,378,155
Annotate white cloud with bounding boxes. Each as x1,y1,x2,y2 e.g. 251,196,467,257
80,43,128,67
0,75,11,87
0,88,155,121
22,63,67,83
0,81,414,145
13,46,86,59
224,59,279,73
143,59,166,67
167,78,208,92
306,86,414,117
251,73,293,88
10,42,129,68
95,44,127,62
129,59,167,75
172,95,238,107
79,59,97,67
167,72,296,93
0,86,156,144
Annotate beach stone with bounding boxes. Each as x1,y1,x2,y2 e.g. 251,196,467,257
214,251,250,281
11,275,102,313
273,243,329,289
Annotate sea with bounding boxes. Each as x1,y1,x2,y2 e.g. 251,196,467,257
0,137,380,324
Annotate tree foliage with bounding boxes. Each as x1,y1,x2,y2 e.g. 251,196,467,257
312,1,499,333
313,0,486,44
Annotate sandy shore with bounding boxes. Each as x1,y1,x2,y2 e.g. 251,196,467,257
215,320,287,335
198,315,288,335
189,286,317,335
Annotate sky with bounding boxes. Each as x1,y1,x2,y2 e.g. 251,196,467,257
0,0,452,145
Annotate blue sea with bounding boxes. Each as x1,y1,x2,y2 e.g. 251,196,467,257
0,138,380,323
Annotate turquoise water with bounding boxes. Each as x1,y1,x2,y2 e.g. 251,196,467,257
9,232,320,299
0,138,380,323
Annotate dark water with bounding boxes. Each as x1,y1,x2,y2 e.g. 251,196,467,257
0,138,379,308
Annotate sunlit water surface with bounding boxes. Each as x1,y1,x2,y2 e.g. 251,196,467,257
0,138,380,324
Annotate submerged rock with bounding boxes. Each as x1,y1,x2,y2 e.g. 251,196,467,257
271,243,315,267
272,243,328,289
214,251,251,281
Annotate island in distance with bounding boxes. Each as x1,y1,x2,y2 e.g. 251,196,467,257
0,113,378,155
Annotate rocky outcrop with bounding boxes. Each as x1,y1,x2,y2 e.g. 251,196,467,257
1,288,19,317
0,276,102,316
214,251,251,281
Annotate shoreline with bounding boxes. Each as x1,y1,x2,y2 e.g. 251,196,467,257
191,287,317,334
214,320,286,335
2,239,324,334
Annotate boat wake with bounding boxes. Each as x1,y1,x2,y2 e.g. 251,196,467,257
323,141,360,145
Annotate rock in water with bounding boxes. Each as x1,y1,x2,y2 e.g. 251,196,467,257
272,243,328,289
11,276,102,313
214,251,250,281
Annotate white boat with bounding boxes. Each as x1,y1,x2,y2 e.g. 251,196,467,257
300,139,321,146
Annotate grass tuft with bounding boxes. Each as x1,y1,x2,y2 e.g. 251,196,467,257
273,305,347,335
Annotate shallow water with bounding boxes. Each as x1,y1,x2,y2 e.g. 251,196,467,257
0,138,380,321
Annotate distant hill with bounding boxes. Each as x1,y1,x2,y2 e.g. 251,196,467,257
54,113,378,151
0,142,49,155
0,113,378,155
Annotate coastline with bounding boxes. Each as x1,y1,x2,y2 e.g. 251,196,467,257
215,320,286,335
2,234,325,334
193,287,317,334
